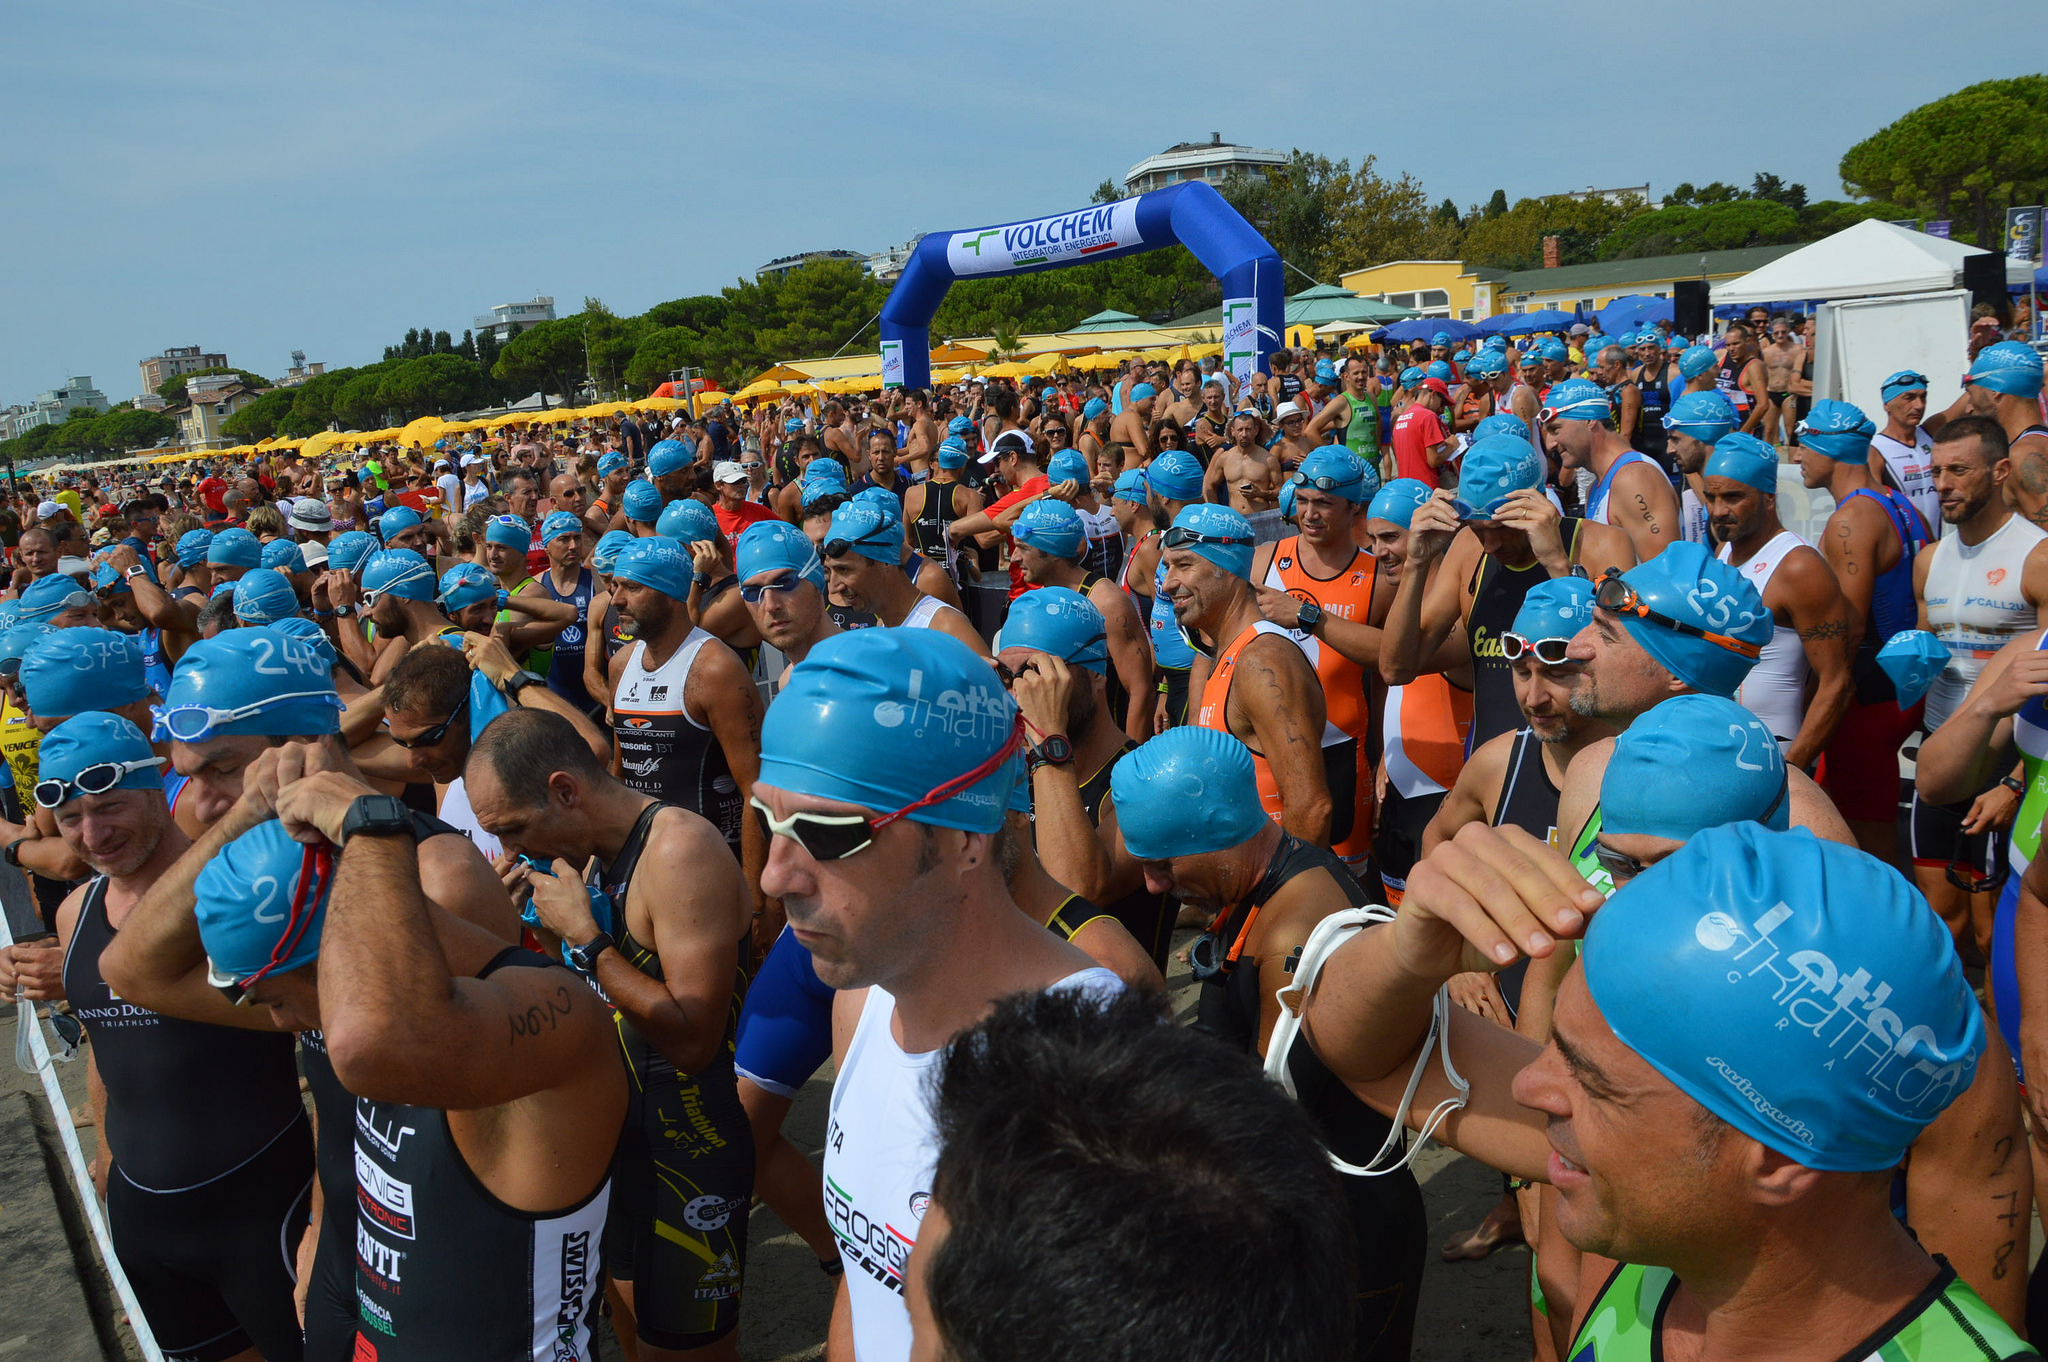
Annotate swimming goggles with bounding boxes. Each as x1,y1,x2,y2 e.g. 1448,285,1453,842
152,689,345,743
739,572,806,603
821,525,896,559
1498,631,1574,666
1161,525,1252,551
1593,568,1761,660
35,757,166,809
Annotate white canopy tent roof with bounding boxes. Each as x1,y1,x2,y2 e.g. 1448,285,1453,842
1712,218,2031,306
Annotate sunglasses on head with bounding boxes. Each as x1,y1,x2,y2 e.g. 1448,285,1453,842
739,572,805,603
1499,631,1574,665
35,756,166,809
384,692,469,749
1162,525,1252,551
1593,569,1760,660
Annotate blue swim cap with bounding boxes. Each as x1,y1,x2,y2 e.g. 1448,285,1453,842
1606,540,1771,697
937,437,969,470
1877,370,1928,404
0,600,18,631
1703,432,1779,494
1146,450,1204,502
622,480,663,523
785,418,807,434
260,539,306,574
1541,377,1612,422
1012,499,1085,560
1664,389,1739,442
175,529,215,568
1511,577,1595,644
597,451,627,478
483,514,531,550
1517,351,1543,370
232,568,301,625
1426,360,1453,382
998,586,1107,674
1047,450,1091,488
210,580,237,600
612,536,692,599
824,501,902,564
947,416,975,437
648,439,693,476
655,499,718,546
1130,382,1157,401
737,521,825,589
1797,399,1876,461
1166,503,1254,580
1110,727,1270,860
1968,340,2044,397
207,528,262,568
855,486,903,523
1081,398,1108,421
1584,823,1982,1171
437,563,498,612
17,573,91,622
268,617,337,673
1466,350,1507,379
1537,339,1569,363
1399,366,1426,387
1111,469,1149,504
360,549,437,603
1452,350,1471,365
37,712,162,799
540,510,584,546
0,622,53,675
1475,412,1531,442
1603,695,1789,841
1367,478,1433,528
326,531,378,573
194,820,334,985
377,507,423,542
1430,331,1452,348
1276,479,1297,522
1877,630,1948,708
1293,445,1376,504
1677,345,1719,379
1454,435,1545,519
1315,360,1339,384
157,630,342,742
593,529,635,574
21,628,150,718
760,628,1022,834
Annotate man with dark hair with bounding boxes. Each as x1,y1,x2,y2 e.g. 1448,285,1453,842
465,709,756,1361
906,988,1356,1362
1715,321,1773,436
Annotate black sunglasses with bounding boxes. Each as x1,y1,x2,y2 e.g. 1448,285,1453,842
822,527,894,559
385,692,469,749
739,572,804,603
1162,525,1252,551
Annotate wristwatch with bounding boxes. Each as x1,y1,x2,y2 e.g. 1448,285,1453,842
503,669,542,701
2002,774,2027,796
1027,734,1074,772
123,564,148,580
564,932,616,974
338,794,416,844
1294,599,1324,632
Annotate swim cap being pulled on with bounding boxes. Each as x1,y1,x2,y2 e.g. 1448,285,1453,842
997,586,1108,674
195,820,335,986
1602,695,1789,841
1109,726,1270,861
1367,479,1434,529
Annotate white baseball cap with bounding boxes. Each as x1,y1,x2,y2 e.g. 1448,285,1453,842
36,500,61,518
712,460,747,484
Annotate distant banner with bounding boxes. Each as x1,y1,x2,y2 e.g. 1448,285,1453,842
1925,220,1951,239
880,340,905,390
1888,218,1921,230
944,199,1143,278
1223,297,1258,389
2009,206,2044,265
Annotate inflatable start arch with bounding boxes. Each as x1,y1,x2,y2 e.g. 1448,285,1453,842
879,180,1284,392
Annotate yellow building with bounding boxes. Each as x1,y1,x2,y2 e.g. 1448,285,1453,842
1336,261,1507,323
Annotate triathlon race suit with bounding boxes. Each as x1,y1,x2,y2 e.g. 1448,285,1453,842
602,601,636,663
734,924,835,1099
63,875,314,1362
140,625,173,696
1872,427,1939,534
1992,629,2048,1079
497,575,553,678
538,567,596,712
613,628,744,857
1717,531,1812,749
1196,620,1358,845
1632,375,1670,474
1678,481,1711,545
598,802,755,1350
1466,520,1584,749
1912,516,2046,882
1822,488,1931,824
1714,354,1757,420
1584,451,1657,526
1265,537,1379,870
352,948,612,1362
827,968,1121,1362
1375,675,1474,903
1485,727,1564,1015
1338,390,1380,460
1569,1259,2029,1361
1075,502,1124,582
1149,544,1195,724
1074,738,1175,970
1191,835,1427,1362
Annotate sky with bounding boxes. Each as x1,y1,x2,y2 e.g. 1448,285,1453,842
2,0,2038,408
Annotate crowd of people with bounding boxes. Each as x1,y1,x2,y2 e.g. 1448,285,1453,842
0,305,2045,1362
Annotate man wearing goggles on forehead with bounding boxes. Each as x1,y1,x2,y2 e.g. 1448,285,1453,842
751,627,1119,1362
1542,378,1680,564
736,520,839,690
329,547,456,682
32,712,317,1362
1380,434,1635,753
821,498,987,657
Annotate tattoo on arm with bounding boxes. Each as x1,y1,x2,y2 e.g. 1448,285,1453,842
1798,619,1847,641
508,984,576,1042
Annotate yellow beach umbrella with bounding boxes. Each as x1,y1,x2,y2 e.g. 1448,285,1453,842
733,379,785,402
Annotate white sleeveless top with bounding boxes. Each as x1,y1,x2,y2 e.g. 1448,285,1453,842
1871,428,1938,536
1923,512,2046,730
1679,483,1710,545
1718,530,1811,748
900,594,944,629
1584,450,1657,526
828,969,1123,1362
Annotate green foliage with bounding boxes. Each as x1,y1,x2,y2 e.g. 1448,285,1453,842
1840,76,2048,246
643,295,731,334
1091,179,1120,206
624,326,704,396
931,249,1216,337
1459,193,1643,270
491,318,587,406
1598,194,1913,261
1,406,175,462
1485,189,1508,219
154,367,270,403
579,298,650,399
220,388,298,441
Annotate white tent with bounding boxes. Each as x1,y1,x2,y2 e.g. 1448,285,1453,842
1713,218,2031,306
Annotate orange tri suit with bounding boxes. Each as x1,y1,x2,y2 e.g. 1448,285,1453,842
1197,620,1360,854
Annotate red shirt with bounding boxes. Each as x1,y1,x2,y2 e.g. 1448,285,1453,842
196,476,227,513
1391,406,1448,488
984,474,1050,598
714,499,779,553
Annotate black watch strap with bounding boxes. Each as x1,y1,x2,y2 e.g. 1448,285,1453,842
340,794,416,844
2002,774,2027,796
